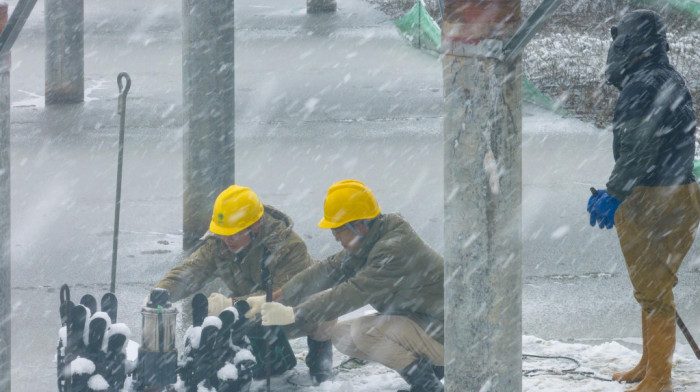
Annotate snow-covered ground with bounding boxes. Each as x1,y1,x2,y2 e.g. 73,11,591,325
113,331,700,391
231,334,700,391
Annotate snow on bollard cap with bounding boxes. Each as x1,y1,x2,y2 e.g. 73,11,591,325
87,374,109,391
217,362,239,381
70,357,96,375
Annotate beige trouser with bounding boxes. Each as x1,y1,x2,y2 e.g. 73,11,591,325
616,183,700,318
331,314,444,371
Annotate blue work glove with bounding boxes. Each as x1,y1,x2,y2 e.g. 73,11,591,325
590,191,620,229
587,188,604,226
587,190,602,213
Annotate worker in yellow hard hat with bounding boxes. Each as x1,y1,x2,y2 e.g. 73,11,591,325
152,185,336,382
257,180,446,392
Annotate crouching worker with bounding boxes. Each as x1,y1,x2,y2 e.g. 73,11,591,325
588,10,700,392
152,185,336,383
260,180,445,392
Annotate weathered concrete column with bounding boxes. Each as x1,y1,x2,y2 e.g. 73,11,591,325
442,1,522,391
0,5,10,391
45,0,84,104
182,0,235,250
307,0,336,13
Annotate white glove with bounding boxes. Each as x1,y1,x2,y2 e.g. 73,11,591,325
261,302,296,326
245,295,266,319
207,293,233,316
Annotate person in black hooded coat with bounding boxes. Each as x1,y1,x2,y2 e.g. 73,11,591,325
588,9,700,392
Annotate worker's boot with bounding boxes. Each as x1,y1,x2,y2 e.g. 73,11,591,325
627,314,675,392
306,337,334,384
614,311,649,383
399,357,444,392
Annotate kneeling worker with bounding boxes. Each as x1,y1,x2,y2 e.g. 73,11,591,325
152,185,335,383
259,180,445,392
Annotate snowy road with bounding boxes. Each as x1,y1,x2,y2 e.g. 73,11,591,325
6,0,700,390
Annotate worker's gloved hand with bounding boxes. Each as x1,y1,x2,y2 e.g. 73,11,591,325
587,189,604,213
588,188,605,226
261,302,296,326
590,191,621,229
207,293,233,316
244,295,266,319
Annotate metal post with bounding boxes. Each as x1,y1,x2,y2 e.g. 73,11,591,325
307,0,337,14
442,1,522,391
0,5,10,391
182,0,236,250
45,0,84,104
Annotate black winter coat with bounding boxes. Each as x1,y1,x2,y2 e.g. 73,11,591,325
606,55,696,202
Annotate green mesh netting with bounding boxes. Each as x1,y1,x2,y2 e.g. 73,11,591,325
637,0,700,18
393,1,441,54
394,2,561,112
522,76,566,113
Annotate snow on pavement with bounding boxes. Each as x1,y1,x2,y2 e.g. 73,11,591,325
231,334,700,391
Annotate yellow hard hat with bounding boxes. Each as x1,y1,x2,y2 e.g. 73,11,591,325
318,180,381,229
209,185,264,236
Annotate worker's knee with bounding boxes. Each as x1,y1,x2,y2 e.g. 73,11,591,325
635,290,675,318
330,321,354,355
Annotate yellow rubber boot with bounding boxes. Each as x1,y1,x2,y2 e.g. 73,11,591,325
614,311,648,383
626,314,674,392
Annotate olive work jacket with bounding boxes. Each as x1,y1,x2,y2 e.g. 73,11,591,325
155,205,314,303
281,213,445,344
606,56,696,202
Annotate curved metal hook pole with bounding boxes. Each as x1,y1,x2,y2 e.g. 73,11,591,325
111,72,131,294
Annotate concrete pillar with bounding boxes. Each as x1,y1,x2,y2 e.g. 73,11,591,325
442,1,522,391
182,0,235,250
0,5,10,390
307,0,337,14
45,0,84,104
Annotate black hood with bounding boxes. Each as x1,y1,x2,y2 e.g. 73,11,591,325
605,9,670,89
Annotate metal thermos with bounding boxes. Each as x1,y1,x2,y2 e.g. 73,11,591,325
135,288,178,391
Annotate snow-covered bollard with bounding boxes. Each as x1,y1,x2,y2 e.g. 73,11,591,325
104,323,131,390
216,363,239,392
70,357,96,392
183,316,222,391
87,311,111,372
56,290,136,392
180,295,255,392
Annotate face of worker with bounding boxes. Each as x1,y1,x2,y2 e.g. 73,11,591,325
331,223,365,254
220,230,252,254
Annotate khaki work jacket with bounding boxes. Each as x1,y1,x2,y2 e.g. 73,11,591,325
156,205,314,302
281,213,445,344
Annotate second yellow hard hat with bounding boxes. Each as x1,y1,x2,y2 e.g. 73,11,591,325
318,180,381,229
